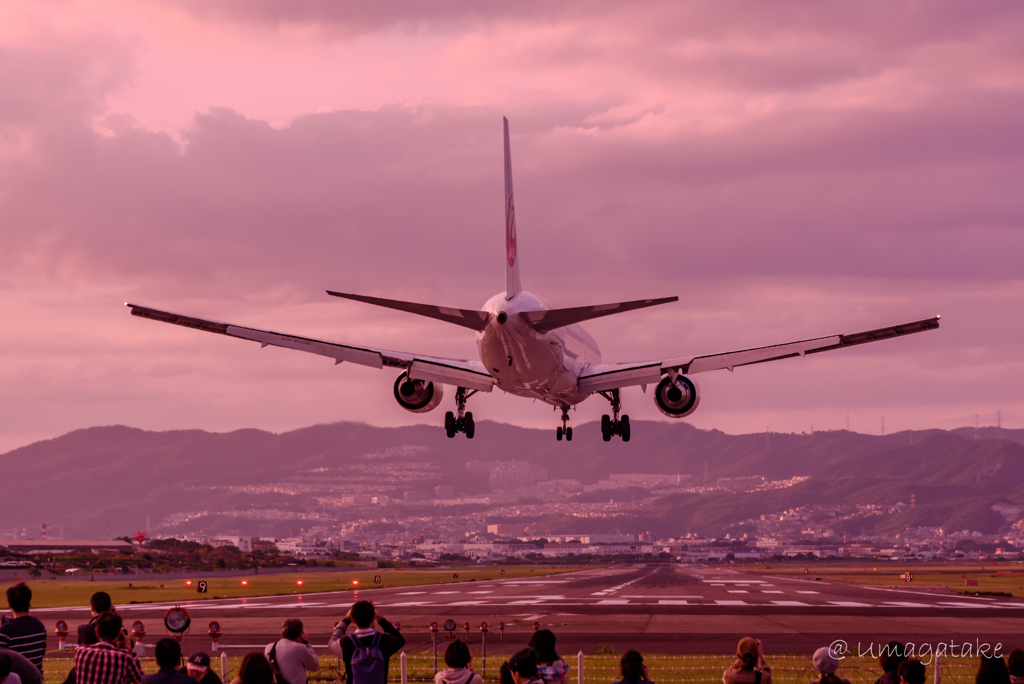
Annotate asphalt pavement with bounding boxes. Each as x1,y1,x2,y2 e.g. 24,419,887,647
37,565,1024,655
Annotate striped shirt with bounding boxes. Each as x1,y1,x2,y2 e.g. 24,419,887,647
0,615,47,671
74,641,144,684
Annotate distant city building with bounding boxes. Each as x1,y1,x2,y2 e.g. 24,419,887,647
209,535,252,552
487,523,526,536
404,491,426,502
251,538,277,553
1,540,133,554
435,485,455,498
609,473,692,486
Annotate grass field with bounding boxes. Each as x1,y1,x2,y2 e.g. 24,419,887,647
8,566,580,609
39,652,981,684
749,561,1024,597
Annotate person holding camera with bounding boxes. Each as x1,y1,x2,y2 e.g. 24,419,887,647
264,619,318,684
723,638,771,684
73,613,143,684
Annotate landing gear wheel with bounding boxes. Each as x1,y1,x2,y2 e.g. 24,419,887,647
556,426,563,441
445,411,456,438
465,412,475,439
598,390,632,441
565,426,573,441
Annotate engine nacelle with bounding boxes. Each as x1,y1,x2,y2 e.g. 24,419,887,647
654,374,700,418
393,372,444,413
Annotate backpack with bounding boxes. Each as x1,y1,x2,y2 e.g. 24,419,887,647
348,633,386,684
268,640,291,684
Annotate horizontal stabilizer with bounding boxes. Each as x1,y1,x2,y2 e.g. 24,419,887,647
522,296,678,333
327,291,490,332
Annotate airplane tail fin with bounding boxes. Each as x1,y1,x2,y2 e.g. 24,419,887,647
521,296,678,333
503,117,522,300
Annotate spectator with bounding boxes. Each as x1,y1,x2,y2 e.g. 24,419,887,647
229,654,274,684
498,663,514,684
180,652,222,684
73,612,143,684
0,583,46,672
1007,650,1024,684
529,630,569,684
976,656,1010,684
615,650,652,684
0,649,39,684
328,601,405,684
899,660,926,684
723,638,771,684
79,593,115,647
265,619,318,684
812,647,848,684
877,642,908,684
434,640,482,684
1,653,22,684
507,648,542,684
141,639,197,684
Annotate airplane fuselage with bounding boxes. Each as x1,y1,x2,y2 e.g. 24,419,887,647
478,291,600,408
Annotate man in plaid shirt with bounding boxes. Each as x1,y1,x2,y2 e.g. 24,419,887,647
74,613,144,684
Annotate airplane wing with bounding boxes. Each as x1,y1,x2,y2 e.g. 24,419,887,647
578,316,940,393
126,304,495,392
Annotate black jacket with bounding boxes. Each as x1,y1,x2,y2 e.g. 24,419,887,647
328,618,405,684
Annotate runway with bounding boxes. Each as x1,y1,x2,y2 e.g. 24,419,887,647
39,565,1024,655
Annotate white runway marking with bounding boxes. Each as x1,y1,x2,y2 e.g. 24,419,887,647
884,602,933,607
771,601,809,606
829,601,871,607
596,599,630,605
658,600,689,605
761,591,784,594
727,590,749,594
398,592,427,595
715,600,747,605
796,591,820,594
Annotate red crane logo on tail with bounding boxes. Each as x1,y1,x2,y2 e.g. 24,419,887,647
506,194,517,267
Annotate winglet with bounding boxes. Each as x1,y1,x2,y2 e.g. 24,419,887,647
503,117,522,300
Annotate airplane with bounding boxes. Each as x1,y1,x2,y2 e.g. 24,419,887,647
127,118,940,443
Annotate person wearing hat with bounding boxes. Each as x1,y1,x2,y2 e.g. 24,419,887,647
179,652,223,684
811,647,849,684
723,638,771,684
507,648,542,684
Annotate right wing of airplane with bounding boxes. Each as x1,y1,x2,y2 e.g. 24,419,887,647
578,316,940,393
126,304,495,392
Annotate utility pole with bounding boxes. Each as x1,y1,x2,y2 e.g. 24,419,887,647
881,416,885,436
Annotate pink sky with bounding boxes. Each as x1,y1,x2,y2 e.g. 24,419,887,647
1,1,1022,453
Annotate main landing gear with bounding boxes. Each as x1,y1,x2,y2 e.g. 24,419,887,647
599,388,630,442
445,387,477,439
556,406,573,442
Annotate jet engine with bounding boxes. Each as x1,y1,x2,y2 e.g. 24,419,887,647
654,374,700,417
393,372,444,413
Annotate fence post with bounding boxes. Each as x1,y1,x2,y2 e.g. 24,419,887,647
578,651,584,684
934,653,942,684
401,652,408,684
220,651,228,681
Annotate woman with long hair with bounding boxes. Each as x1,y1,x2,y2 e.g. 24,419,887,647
230,653,275,684
529,630,569,684
615,650,652,684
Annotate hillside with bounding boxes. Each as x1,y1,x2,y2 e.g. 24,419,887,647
2,421,1023,538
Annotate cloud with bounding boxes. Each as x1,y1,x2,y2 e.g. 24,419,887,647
0,1,1022,451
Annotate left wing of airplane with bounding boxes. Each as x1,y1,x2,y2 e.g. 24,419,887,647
578,316,940,393
125,304,495,392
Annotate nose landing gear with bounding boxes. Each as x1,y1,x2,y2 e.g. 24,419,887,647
555,406,573,442
445,387,478,438
598,388,630,442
